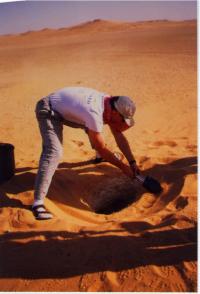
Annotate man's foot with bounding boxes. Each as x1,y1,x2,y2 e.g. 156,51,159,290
32,204,53,220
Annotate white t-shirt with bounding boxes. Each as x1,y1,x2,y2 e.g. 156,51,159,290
49,87,108,132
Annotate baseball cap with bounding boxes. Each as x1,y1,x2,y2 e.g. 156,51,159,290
114,96,136,127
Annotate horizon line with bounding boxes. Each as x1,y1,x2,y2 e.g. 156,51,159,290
0,17,197,37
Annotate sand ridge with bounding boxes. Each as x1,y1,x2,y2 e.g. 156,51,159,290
0,19,197,291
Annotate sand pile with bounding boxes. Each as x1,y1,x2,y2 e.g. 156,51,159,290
0,20,197,291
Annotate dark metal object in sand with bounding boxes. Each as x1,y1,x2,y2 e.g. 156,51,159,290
136,174,163,194
0,143,15,184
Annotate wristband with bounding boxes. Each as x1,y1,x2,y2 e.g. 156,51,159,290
129,159,136,166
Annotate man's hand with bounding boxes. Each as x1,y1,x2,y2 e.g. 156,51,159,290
121,165,136,179
129,160,140,178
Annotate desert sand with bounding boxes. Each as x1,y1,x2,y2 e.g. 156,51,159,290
0,19,197,292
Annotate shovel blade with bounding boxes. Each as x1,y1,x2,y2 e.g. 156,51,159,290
142,176,163,194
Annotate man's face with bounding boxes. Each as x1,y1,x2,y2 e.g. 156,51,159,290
109,110,130,132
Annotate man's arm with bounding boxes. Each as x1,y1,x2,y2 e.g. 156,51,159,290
110,126,135,163
110,126,140,176
87,129,134,178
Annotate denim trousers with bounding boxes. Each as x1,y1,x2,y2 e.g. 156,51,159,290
34,97,63,201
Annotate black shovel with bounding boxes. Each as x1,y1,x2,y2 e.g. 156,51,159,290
135,174,163,194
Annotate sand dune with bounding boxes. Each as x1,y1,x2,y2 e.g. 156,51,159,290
0,20,197,291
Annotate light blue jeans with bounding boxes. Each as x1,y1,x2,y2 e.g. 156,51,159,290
34,97,63,201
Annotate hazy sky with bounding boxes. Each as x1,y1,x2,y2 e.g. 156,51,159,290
0,1,197,35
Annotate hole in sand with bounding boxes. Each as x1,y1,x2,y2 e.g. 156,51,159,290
91,176,140,214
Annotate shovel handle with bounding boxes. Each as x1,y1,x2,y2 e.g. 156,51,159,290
135,174,145,183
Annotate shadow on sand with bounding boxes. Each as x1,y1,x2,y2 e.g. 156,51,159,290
0,157,197,287
0,156,197,213
0,226,197,280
